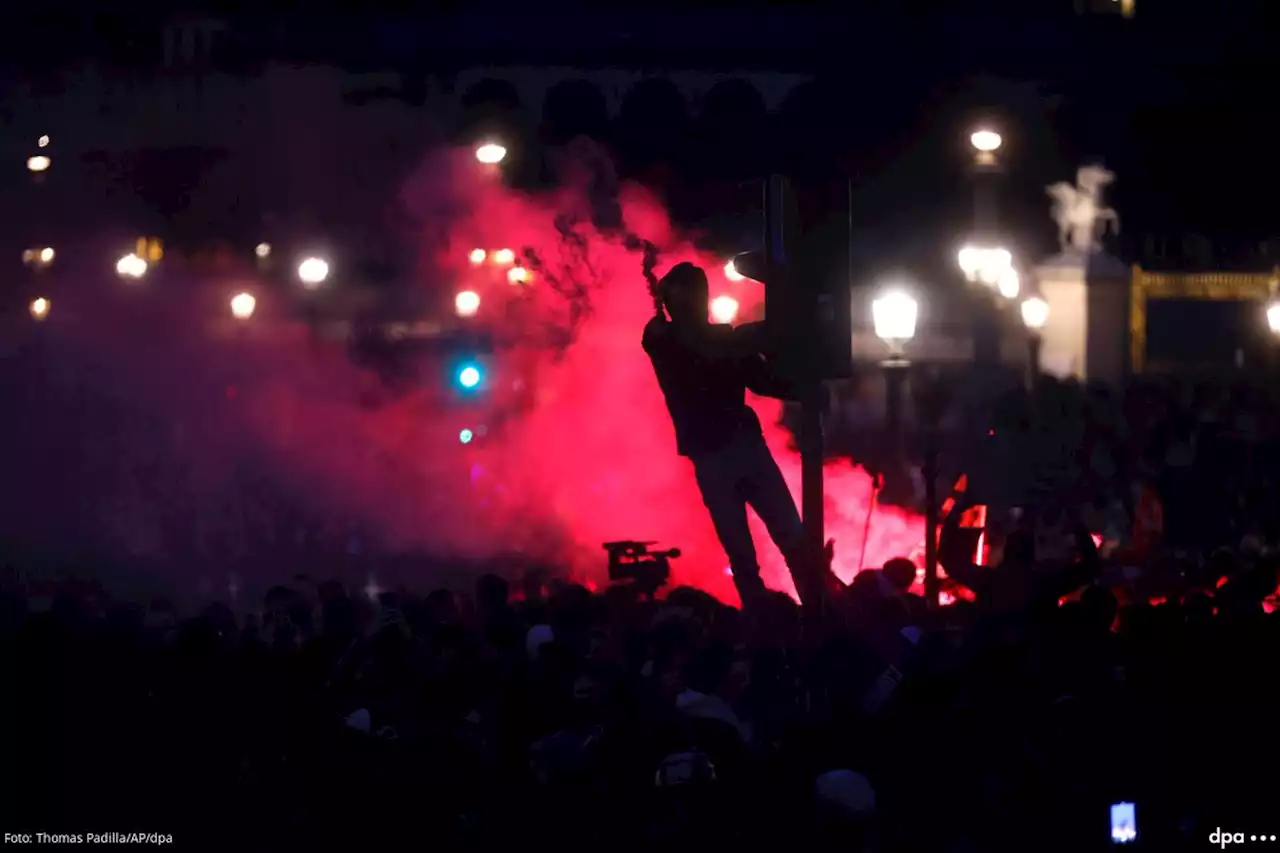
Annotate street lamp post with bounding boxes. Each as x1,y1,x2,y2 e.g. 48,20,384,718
872,287,919,510
1020,294,1050,387
969,127,1003,238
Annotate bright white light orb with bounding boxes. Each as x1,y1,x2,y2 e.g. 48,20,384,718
997,268,1020,299
297,257,330,288
872,288,919,344
1021,295,1050,331
710,295,739,324
970,129,1003,153
230,292,256,320
475,143,507,165
455,290,481,318
116,253,148,279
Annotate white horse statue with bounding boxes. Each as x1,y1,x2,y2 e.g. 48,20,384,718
1046,165,1120,253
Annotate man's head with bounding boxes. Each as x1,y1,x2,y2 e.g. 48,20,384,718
658,262,709,325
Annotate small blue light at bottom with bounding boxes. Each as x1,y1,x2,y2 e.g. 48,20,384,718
459,429,473,444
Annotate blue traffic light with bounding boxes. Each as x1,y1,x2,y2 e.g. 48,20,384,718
457,364,482,389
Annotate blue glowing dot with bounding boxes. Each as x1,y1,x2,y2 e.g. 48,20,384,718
458,365,481,388
459,429,473,444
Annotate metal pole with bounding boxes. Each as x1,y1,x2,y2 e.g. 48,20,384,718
923,437,940,608
800,381,825,563
880,359,910,506
1028,332,1042,389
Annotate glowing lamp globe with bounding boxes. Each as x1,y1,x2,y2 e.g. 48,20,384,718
469,248,487,265
1021,295,1050,331
997,268,1020,299
457,366,482,389
116,253,148,279
970,129,1002,153
29,297,50,321
230,292,256,320
455,290,481,318
872,289,918,345
493,248,515,266
475,143,507,165
1268,300,1280,335
710,295,739,324
297,257,330,288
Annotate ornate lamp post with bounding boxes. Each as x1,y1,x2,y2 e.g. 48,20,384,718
1020,294,1050,386
872,286,919,508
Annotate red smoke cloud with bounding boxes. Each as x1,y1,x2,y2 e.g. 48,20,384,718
5,145,923,605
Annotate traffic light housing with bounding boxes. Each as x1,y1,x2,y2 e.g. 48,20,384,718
731,175,853,380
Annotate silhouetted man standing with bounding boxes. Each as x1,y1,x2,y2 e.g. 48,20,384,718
643,262,824,607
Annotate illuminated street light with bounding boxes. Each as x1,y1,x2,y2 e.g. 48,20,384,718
493,248,515,266
507,266,530,285
297,256,330,288
970,129,1002,153
970,128,1002,167
1020,295,1049,332
29,297,50,321
255,243,271,259
230,292,256,320
724,260,744,282
469,248,487,265
710,295,739,324
1267,300,1280,335
997,267,1020,299
958,244,1013,287
873,288,918,355
37,135,49,148
27,155,50,173
455,290,481,318
23,247,55,268
872,285,919,512
1021,294,1049,386
475,142,507,165
116,253,148,279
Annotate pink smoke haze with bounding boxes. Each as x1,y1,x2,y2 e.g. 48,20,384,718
5,146,924,604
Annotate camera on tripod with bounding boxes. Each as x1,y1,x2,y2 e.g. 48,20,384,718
602,540,681,597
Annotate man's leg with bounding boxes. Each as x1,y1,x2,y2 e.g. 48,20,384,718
737,437,826,607
691,453,767,607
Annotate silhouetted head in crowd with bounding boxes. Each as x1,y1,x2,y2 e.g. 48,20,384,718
1080,584,1118,633
882,558,917,594
475,574,509,613
658,262,710,327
